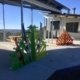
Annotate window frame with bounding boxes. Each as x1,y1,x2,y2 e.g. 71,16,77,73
66,22,79,33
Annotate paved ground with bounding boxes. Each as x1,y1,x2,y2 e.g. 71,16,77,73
0,41,80,80
0,42,15,51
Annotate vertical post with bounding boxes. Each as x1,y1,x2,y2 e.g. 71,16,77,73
48,18,50,43
21,0,23,25
73,8,76,14
40,22,42,41
21,0,26,40
2,1,6,41
51,18,52,39
52,17,54,38
43,17,46,39
31,8,33,25
51,18,53,43
46,17,49,42
20,0,26,65
45,18,47,38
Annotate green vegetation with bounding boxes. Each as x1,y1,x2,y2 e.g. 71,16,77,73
10,25,46,70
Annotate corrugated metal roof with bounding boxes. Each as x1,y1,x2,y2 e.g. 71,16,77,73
0,0,69,13
37,0,69,10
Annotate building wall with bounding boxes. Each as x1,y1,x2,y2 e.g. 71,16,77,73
46,15,80,40
60,17,80,39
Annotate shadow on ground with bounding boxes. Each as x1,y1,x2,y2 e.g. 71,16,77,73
47,65,80,80
0,49,13,69
0,47,80,80
47,47,80,80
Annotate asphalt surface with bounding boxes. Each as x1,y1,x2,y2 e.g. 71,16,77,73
0,48,80,80
0,41,80,80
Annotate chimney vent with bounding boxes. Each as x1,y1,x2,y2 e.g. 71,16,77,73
68,9,70,14
73,8,76,14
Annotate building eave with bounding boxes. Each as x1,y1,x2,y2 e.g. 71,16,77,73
52,0,69,10
0,0,61,14
23,0,61,13
48,13,80,18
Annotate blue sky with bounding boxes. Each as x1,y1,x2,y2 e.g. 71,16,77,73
0,0,80,29
0,4,44,29
57,0,80,14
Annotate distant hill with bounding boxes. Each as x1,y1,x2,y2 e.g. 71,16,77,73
0,29,21,41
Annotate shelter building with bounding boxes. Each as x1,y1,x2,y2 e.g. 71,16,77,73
44,13,80,40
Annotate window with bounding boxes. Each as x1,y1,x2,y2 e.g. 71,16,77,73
51,21,60,30
66,22,78,33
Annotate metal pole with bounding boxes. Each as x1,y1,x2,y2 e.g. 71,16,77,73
2,1,6,41
52,17,54,38
43,17,45,39
21,0,26,41
31,8,33,25
21,0,24,26
51,18,54,43
48,18,50,43
45,18,47,39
